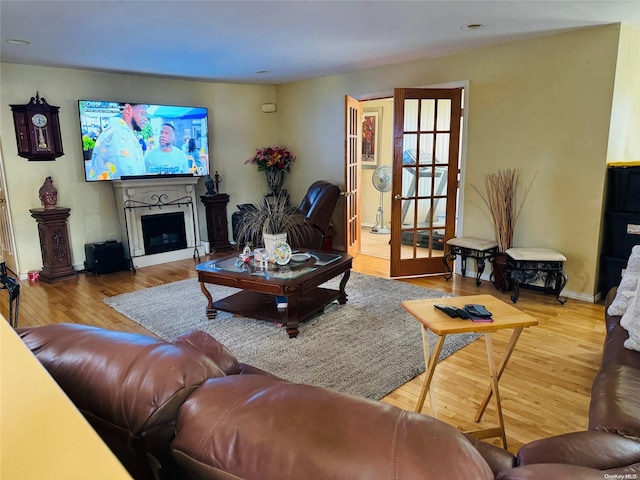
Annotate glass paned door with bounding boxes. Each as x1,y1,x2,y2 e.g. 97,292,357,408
390,88,462,277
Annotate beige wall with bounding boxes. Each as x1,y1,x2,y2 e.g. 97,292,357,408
276,24,626,298
0,64,278,274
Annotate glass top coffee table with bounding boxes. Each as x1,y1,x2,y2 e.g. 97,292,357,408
196,250,352,338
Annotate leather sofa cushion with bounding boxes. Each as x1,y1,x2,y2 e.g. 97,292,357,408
517,430,640,469
174,330,278,377
175,329,241,374
590,364,640,438
496,463,603,479
19,324,226,432
171,375,495,480
18,323,228,480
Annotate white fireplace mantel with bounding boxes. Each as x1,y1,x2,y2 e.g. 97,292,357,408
113,177,202,268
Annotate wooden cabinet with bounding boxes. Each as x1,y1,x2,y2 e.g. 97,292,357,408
200,194,232,251
29,207,78,283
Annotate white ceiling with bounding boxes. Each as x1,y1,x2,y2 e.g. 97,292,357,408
1,1,639,85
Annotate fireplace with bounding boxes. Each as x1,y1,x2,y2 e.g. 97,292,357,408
141,212,187,255
113,177,203,268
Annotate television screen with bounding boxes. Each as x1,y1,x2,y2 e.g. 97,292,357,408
78,100,210,181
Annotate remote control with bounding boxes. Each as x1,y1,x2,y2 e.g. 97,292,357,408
464,304,492,318
434,304,459,318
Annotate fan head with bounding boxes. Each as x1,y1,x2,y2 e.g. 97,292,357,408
372,165,392,192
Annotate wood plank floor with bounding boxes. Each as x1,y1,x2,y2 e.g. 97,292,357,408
5,250,605,454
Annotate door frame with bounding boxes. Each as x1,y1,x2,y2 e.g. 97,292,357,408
0,134,19,276
349,81,469,276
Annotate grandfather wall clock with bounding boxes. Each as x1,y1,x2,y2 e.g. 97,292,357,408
10,91,64,161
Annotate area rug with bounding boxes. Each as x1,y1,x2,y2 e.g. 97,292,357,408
104,272,479,400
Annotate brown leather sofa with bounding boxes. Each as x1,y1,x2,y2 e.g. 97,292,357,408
510,286,640,476
17,324,272,480
17,314,640,480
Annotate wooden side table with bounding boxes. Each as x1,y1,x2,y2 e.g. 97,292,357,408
29,207,78,283
402,294,538,449
200,194,232,252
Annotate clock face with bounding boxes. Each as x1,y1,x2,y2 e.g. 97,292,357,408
32,113,48,128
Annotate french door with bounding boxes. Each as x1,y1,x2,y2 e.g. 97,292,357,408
390,88,462,277
344,95,362,258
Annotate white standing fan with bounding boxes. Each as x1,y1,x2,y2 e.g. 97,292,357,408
371,165,392,234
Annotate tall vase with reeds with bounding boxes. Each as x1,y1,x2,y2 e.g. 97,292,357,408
472,168,536,290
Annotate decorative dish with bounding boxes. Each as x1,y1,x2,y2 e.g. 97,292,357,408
290,252,311,263
273,242,292,265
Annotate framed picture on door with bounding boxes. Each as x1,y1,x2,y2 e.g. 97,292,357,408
362,108,381,167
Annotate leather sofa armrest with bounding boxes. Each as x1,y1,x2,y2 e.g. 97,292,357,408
496,463,603,479
517,431,640,470
175,330,241,374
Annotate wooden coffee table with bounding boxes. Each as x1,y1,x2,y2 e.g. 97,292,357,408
402,294,538,448
196,250,352,338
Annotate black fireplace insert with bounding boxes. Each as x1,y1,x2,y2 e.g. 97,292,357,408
141,212,187,255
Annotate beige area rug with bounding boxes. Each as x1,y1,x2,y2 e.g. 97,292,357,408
104,272,480,400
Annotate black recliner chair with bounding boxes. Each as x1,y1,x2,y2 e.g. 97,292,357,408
233,181,341,251
295,180,341,250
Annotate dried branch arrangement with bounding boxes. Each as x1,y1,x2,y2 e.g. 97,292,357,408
472,169,537,252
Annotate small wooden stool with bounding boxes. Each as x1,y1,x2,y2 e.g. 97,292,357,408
505,248,568,304
444,237,498,286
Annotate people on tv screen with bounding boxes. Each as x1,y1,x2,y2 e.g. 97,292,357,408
144,124,190,175
84,101,208,181
88,103,149,180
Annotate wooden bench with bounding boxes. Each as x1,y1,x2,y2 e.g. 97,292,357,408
505,247,567,304
444,237,498,286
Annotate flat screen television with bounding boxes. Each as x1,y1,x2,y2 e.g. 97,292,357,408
78,100,210,181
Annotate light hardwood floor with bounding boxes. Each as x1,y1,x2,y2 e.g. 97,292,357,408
6,249,605,454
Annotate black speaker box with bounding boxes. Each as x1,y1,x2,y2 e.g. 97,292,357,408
84,240,129,275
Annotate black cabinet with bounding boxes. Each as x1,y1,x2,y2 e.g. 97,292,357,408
201,194,233,252
600,166,640,293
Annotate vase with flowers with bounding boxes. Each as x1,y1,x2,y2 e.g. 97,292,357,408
245,146,296,195
471,168,537,290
